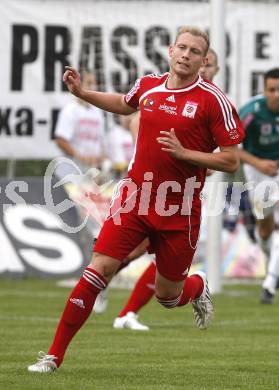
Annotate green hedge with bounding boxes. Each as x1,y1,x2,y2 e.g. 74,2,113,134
0,160,51,177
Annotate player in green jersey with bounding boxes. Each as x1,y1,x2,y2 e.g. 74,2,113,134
239,68,279,304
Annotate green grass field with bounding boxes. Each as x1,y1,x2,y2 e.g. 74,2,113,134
1,279,279,390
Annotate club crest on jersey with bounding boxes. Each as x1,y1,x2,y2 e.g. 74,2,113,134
182,101,198,118
143,98,155,111
260,123,272,135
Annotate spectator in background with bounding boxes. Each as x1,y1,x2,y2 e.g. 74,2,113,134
90,115,134,313
199,47,219,81
55,71,107,180
238,68,279,304
54,70,108,259
106,114,134,178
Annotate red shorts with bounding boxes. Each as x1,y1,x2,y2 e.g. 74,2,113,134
94,180,201,281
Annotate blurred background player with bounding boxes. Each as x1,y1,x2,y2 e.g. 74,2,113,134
199,47,219,81
238,68,279,304
55,70,107,180
93,114,135,313
113,48,220,331
54,70,108,259
106,114,134,178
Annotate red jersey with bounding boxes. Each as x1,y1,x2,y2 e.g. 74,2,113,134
124,73,244,197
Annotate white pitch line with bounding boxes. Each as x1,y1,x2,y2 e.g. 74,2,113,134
0,290,67,298
0,315,275,328
216,318,276,326
0,315,59,323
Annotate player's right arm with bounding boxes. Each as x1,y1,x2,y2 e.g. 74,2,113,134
238,148,278,177
56,137,76,158
56,137,102,165
63,66,136,115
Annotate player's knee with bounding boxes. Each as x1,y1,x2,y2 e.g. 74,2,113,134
90,252,120,280
156,293,182,309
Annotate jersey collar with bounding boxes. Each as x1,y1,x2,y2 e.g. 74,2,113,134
165,74,202,92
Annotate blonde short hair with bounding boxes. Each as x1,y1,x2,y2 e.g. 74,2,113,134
175,26,210,55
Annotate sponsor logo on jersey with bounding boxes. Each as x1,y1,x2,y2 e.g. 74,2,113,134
143,98,155,111
166,94,176,103
159,103,177,115
182,101,198,118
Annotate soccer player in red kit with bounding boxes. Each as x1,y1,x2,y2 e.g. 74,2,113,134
113,48,220,331
28,27,244,373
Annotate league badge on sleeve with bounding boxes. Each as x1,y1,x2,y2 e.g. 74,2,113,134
182,101,198,118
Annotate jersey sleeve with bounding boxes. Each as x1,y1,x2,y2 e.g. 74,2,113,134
208,93,244,146
124,76,149,108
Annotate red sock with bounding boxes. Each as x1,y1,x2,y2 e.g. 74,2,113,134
119,261,156,317
48,267,107,367
177,274,204,306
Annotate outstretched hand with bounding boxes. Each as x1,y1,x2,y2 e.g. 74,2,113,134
157,128,186,160
63,66,82,97
256,159,279,177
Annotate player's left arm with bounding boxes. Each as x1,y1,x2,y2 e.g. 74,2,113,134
157,128,239,173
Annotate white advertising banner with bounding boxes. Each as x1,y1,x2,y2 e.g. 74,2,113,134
0,0,278,159
0,177,87,277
